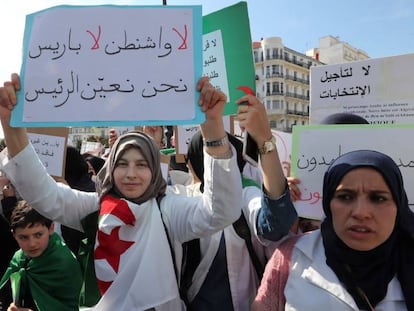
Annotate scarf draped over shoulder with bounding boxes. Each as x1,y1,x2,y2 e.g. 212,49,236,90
0,233,82,311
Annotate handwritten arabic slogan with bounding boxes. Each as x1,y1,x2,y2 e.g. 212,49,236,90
310,53,414,125
15,5,203,127
291,124,414,220
203,2,256,115
203,30,229,102
28,133,66,177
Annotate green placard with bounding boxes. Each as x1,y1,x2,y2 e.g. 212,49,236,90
203,1,255,115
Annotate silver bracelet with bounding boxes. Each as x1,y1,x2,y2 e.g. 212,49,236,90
203,135,229,147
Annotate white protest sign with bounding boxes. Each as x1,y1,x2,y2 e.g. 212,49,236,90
80,141,103,156
15,5,203,127
310,53,414,125
202,30,229,100
176,125,199,155
291,124,414,220
28,133,67,177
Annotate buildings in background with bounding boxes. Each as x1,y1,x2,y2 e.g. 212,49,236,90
68,126,108,147
253,35,369,132
69,35,369,145
306,35,369,64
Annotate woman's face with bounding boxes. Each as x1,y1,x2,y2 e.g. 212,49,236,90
330,167,397,251
113,147,152,200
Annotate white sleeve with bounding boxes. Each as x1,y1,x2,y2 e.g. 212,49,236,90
161,146,243,243
1,144,99,231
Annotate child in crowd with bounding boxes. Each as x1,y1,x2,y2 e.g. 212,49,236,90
0,200,82,311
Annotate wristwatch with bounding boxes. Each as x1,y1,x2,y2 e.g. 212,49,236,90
259,136,276,155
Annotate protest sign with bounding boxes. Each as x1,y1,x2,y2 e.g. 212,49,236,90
15,5,203,127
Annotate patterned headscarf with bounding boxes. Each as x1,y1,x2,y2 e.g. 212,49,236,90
95,131,167,204
321,150,414,309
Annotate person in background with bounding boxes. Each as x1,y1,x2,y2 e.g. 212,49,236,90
170,93,297,311
143,125,165,149
82,154,105,179
0,74,243,311
253,149,414,310
288,112,370,233
0,179,18,311
0,200,82,311
60,146,96,255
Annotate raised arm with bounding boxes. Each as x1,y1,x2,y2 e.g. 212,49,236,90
237,94,297,241
236,94,285,197
0,73,29,157
0,73,98,230
197,76,231,158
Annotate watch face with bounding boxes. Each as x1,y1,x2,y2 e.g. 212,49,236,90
260,137,276,154
265,141,274,152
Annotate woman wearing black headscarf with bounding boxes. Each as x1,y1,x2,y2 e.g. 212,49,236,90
253,149,414,311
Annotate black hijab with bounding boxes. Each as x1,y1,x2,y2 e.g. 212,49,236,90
186,131,245,192
321,150,414,309
320,112,369,125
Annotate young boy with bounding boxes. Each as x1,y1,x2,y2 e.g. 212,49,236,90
0,200,82,311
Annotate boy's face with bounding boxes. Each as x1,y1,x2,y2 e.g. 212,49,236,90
13,223,54,258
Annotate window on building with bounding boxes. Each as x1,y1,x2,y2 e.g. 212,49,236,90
272,48,278,58
272,100,283,110
266,48,271,60
266,66,270,76
265,100,271,110
269,120,277,128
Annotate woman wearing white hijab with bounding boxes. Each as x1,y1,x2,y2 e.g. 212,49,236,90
0,75,243,311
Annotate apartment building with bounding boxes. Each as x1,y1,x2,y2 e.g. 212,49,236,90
253,37,323,132
68,126,108,146
306,35,369,64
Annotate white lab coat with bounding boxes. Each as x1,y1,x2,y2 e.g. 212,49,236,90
1,143,243,311
285,231,406,311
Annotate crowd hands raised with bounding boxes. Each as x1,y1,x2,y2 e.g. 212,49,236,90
0,72,412,311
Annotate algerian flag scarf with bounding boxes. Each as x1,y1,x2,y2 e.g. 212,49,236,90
92,194,179,310
0,232,82,311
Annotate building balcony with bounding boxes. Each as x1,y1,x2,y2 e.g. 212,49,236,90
265,54,283,61
265,72,284,79
285,92,309,100
266,90,284,96
287,109,309,116
283,56,312,69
